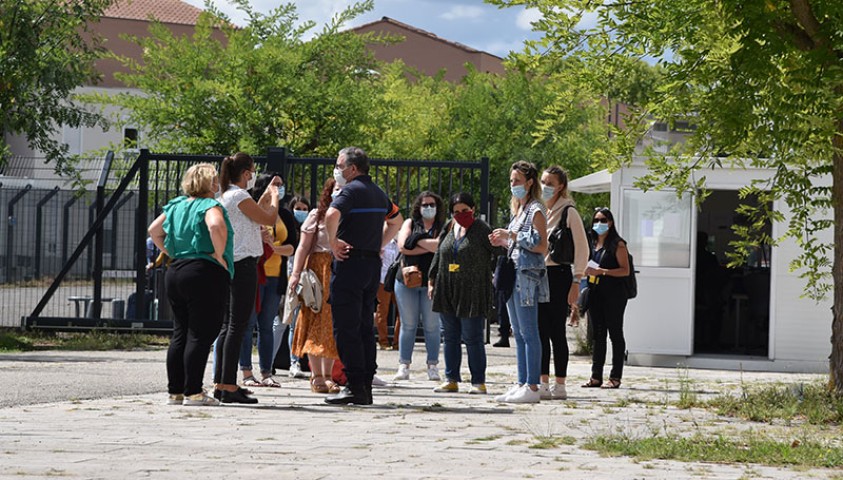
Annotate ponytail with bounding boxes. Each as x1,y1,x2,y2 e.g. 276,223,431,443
219,152,254,192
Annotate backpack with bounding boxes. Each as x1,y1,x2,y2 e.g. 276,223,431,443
547,205,574,265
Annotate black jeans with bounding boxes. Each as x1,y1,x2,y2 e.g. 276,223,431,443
589,285,627,381
330,256,380,389
538,265,572,378
214,257,257,385
166,259,230,396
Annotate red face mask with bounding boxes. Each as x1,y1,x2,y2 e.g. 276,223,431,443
454,211,475,229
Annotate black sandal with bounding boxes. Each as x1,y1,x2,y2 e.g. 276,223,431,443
581,378,602,388
601,378,621,389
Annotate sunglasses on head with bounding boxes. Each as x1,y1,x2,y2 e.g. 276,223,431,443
593,217,609,224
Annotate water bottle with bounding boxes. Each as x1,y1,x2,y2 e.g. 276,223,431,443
152,298,159,321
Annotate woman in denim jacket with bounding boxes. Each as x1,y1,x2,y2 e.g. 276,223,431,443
489,161,548,404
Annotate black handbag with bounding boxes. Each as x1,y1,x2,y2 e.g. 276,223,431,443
383,255,402,293
548,205,574,265
493,254,516,301
577,285,590,315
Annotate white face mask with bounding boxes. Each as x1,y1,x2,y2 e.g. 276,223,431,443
246,172,256,191
420,205,436,220
541,184,556,201
333,168,347,187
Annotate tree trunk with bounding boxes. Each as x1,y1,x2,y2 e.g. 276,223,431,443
831,121,843,396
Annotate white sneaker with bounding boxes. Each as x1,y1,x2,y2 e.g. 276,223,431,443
503,385,541,404
550,383,567,400
289,361,307,379
393,363,410,381
166,394,184,405
371,375,388,387
538,383,552,400
427,364,441,381
182,390,220,406
495,384,524,402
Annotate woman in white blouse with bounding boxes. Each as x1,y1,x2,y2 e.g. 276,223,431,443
213,152,280,404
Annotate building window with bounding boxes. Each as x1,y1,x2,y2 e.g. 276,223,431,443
653,122,668,132
622,189,693,268
62,125,82,155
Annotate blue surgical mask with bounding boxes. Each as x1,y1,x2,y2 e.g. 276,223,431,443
541,185,556,201
294,210,308,223
277,185,285,199
331,190,340,200
511,185,527,199
420,205,436,220
593,223,609,235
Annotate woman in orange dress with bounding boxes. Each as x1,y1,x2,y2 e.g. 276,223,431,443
288,178,341,393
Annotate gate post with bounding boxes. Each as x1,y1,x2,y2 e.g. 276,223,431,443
134,150,150,319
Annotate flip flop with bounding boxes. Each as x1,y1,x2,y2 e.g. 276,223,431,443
261,376,281,388
243,376,263,387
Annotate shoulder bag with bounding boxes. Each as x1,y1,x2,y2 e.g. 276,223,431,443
548,205,575,265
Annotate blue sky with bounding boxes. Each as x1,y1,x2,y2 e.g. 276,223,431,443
182,0,546,58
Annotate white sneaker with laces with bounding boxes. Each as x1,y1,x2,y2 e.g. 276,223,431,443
550,383,567,399
538,383,552,400
427,364,441,381
393,363,410,381
503,385,541,404
166,394,184,405
495,384,524,402
371,375,388,386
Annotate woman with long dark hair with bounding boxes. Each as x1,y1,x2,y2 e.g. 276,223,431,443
214,152,280,404
489,161,549,404
392,191,444,382
536,166,589,400
238,172,298,388
288,178,341,394
582,208,630,389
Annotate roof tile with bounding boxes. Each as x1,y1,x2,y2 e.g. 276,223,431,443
104,0,203,26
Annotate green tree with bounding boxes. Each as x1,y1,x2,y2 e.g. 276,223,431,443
490,0,843,393
0,0,111,173
87,0,381,156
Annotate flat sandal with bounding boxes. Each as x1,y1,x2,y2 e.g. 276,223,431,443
581,378,602,388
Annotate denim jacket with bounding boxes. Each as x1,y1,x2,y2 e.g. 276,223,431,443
508,201,549,306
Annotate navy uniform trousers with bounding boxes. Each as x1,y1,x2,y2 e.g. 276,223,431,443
330,254,381,389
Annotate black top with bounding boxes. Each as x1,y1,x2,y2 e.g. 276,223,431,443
589,239,626,292
276,207,299,296
400,219,440,285
330,175,400,253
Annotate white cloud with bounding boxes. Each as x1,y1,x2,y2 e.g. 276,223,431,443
515,7,542,30
440,5,485,21
480,39,526,57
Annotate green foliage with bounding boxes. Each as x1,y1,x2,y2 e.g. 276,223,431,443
0,329,168,351
584,432,843,468
85,1,381,156
708,382,843,425
0,0,110,174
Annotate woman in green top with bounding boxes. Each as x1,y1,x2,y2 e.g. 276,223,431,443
428,192,503,395
148,163,234,407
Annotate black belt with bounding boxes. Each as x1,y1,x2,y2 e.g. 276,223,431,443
346,249,380,258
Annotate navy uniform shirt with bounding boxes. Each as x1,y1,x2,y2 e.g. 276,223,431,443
331,175,400,253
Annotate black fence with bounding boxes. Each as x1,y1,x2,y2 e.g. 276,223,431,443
9,148,489,332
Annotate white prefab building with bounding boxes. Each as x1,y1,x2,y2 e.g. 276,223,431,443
569,159,832,373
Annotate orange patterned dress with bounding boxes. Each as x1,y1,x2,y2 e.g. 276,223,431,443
291,251,339,359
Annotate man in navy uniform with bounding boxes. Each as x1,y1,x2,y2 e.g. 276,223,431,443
325,147,403,405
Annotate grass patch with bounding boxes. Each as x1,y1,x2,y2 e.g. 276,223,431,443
0,328,169,351
584,433,843,468
529,435,577,449
707,382,843,425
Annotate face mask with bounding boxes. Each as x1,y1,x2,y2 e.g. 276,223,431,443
331,190,340,200
246,172,256,191
333,168,347,187
511,185,527,200
541,185,556,201
420,206,436,220
213,182,221,198
593,223,609,236
277,185,285,198
454,211,475,229
294,210,308,223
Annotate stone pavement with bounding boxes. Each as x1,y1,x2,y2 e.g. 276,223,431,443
0,343,839,480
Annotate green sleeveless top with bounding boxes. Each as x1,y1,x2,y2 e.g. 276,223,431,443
163,196,234,279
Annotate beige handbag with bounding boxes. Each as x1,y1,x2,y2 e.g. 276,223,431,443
401,265,423,289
